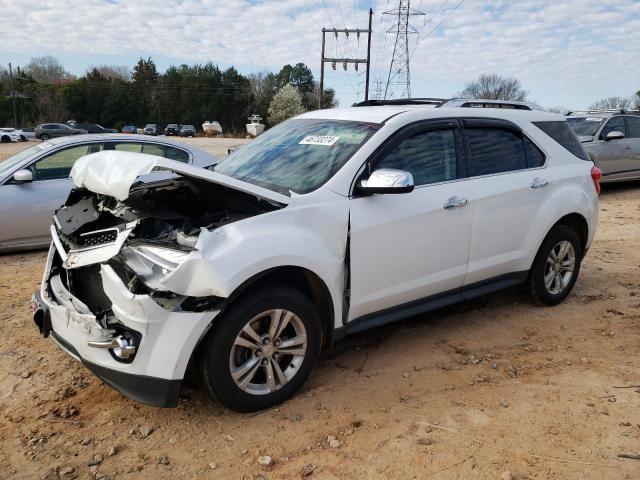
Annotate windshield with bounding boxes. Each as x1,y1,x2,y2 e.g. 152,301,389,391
215,118,380,195
566,117,605,136
0,143,51,179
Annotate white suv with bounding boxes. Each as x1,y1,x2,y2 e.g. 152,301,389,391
33,100,600,412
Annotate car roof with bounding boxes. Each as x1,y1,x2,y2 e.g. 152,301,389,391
299,105,563,124
43,133,197,147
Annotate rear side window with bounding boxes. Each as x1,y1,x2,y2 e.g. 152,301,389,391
625,117,640,138
533,121,590,160
464,127,526,176
524,137,545,168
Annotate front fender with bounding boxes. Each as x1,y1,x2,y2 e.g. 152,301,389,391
160,196,350,326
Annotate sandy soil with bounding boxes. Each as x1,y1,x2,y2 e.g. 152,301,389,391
1,139,639,480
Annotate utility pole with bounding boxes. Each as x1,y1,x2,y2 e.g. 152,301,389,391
384,0,424,99
319,8,373,109
8,63,18,128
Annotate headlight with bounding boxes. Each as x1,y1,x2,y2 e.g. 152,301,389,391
121,244,191,291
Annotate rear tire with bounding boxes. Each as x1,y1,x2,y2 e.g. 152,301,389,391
199,285,322,412
40,134,50,141
527,225,582,306
1,135,9,143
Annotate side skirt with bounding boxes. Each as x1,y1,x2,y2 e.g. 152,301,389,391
336,271,529,337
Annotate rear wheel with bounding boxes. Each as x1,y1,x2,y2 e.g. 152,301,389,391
40,134,50,141
527,225,582,305
199,285,322,412
1,135,9,143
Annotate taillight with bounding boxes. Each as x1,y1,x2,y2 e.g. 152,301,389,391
591,165,602,195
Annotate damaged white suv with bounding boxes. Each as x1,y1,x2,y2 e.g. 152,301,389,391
34,100,600,412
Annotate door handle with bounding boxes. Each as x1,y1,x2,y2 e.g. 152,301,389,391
443,196,468,209
531,177,549,189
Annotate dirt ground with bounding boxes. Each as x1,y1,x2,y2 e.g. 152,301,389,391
1,139,639,480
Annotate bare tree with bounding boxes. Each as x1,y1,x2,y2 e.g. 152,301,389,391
33,87,69,123
589,96,632,110
89,64,131,81
458,73,528,101
25,56,73,85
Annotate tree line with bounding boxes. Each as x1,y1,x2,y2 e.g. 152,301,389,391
0,56,336,132
1,58,638,131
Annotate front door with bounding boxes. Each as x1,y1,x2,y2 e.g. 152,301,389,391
348,122,472,321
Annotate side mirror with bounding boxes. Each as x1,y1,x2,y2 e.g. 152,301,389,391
605,130,625,141
13,169,33,183
357,168,414,195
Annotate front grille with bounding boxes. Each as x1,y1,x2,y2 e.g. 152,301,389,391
77,229,118,248
68,265,112,314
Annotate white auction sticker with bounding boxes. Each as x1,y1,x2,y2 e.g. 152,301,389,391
299,135,340,146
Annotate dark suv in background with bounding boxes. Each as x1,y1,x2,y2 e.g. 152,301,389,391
35,123,88,140
165,124,180,136
567,110,640,183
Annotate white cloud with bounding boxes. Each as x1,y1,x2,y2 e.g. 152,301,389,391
0,0,638,108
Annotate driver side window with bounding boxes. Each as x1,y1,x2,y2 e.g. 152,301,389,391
600,117,626,139
29,144,103,181
373,128,458,186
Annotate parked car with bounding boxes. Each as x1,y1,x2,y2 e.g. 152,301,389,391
566,110,640,183
18,127,36,141
165,124,180,136
32,99,599,412
144,124,158,135
75,123,118,134
35,123,88,141
0,128,22,143
179,125,196,137
121,125,137,134
0,134,217,252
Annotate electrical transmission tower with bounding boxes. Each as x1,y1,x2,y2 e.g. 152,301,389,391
383,0,425,99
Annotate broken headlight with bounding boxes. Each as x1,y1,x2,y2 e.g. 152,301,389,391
121,244,191,291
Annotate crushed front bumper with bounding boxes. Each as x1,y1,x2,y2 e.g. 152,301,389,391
34,245,220,407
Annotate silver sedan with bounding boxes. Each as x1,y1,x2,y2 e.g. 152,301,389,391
0,134,217,252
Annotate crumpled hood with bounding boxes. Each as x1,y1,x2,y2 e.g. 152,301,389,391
70,150,290,205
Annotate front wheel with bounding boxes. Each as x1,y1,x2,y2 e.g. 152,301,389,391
527,225,582,306
199,285,322,412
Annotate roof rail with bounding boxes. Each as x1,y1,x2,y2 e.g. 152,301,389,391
566,109,640,116
353,98,446,107
438,98,544,111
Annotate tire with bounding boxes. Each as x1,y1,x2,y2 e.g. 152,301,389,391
199,285,322,412
527,224,582,306
40,134,50,141
1,135,9,143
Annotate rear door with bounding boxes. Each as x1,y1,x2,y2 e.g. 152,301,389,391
462,118,548,284
624,116,640,173
0,143,103,248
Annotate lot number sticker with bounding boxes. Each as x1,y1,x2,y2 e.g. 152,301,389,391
300,135,340,146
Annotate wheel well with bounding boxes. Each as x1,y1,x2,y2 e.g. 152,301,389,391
1,135,9,143
226,267,335,348
554,213,588,253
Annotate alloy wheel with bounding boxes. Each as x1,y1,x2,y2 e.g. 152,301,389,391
229,309,307,395
544,240,575,295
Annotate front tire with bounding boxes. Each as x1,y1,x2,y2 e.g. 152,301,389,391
199,285,322,412
527,225,582,306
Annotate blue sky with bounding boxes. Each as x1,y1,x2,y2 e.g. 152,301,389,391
1,0,638,110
